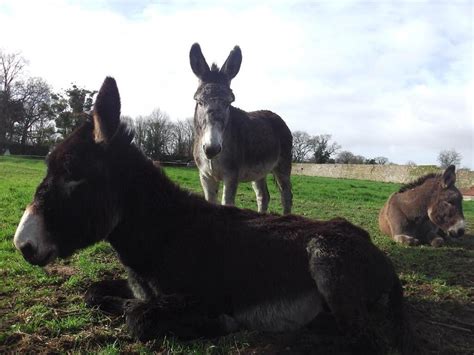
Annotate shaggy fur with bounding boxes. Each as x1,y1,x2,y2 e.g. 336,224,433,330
379,167,465,247
398,173,439,193
15,77,412,353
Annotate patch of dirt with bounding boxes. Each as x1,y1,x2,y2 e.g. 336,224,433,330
44,264,78,277
408,300,474,354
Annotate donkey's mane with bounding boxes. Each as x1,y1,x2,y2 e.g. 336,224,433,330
198,63,230,85
398,172,441,193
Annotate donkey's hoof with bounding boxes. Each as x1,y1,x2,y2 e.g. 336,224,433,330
408,237,420,246
394,235,420,246
431,237,445,248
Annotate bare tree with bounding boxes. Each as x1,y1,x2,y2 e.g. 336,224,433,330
353,155,366,164
292,131,340,163
374,156,389,165
292,131,312,162
13,77,52,148
171,118,194,160
308,134,340,163
0,50,27,94
141,109,174,160
406,160,417,167
438,149,462,168
0,50,27,144
336,151,355,164
131,115,147,152
336,150,366,164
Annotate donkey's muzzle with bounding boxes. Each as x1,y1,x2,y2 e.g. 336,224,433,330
14,205,58,266
18,241,35,261
203,145,221,159
449,228,465,238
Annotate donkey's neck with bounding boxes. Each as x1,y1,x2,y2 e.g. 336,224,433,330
106,149,212,272
399,178,438,217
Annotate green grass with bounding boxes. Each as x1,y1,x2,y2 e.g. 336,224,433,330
1,156,473,353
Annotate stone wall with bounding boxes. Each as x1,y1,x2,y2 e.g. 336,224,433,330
292,163,474,190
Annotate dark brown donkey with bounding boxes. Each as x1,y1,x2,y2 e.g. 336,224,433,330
190,43,293,214
14,78,412,353
379,165,465,247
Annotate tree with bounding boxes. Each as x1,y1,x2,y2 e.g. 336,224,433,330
141,109,174,160
365,156,389,165
0,91,24,143
13,77,52,148
374,156,389,165
336,150,366,164
171,118,194,160
336,151,354,164
131,115,147,152
52,84,96,139
308,134,340,163
292,131,312,162
353,155,366,164
292,131,340,163
438,149,462,168
0,50,27,145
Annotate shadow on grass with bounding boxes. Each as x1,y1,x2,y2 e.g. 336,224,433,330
387,233,474,289
407,297,474,355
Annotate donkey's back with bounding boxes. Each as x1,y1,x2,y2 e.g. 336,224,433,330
231,107,292,180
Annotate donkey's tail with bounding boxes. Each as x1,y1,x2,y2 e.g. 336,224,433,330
388,276,417,355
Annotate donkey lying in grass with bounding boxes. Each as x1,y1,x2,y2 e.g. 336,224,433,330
190,43,293,214
14,77,411,352
379,166,465,247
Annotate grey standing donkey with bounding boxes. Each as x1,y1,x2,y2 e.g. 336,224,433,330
190,43,293,214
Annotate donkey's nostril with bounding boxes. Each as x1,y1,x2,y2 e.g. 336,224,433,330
19,242,35,260
458,228,465,237
204,145,221,159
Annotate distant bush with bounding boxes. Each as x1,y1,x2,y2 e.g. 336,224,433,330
1,143,50,156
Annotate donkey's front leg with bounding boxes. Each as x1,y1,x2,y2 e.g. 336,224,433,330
84,279,135,314
252,178,270,213
222,175,238,206
124,297,240,341
426,231,445,247
388,206,420,246
200,174,219,204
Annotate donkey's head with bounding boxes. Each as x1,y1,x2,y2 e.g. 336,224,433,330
14,77,132,266
190,43,242,159
428,165,465,237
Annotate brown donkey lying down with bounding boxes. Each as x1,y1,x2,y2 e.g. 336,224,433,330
14,77,412,353
379,165,465,247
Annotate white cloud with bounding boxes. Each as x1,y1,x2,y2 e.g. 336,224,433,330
0,0,471,168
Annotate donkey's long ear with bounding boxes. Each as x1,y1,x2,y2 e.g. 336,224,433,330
93,77,121,143
190,43,210,80
220,46,242,81
442,165,456,188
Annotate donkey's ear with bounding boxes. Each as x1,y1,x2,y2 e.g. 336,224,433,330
93,77,121,143
220,46,242,80
442,165,456,188
190,43,210,80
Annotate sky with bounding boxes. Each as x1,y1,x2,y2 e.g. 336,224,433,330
0,0,472,168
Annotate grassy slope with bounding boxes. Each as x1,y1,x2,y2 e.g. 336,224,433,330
1,156,473,353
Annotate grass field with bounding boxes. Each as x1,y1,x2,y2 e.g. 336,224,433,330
1,156,473,354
